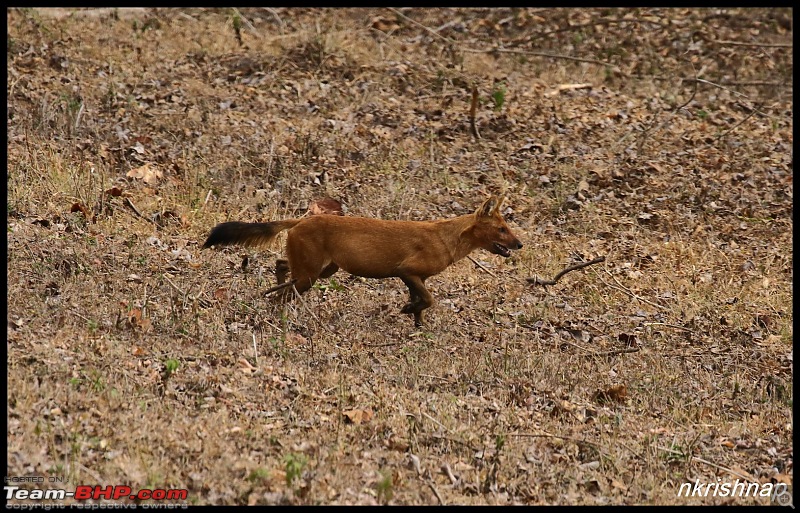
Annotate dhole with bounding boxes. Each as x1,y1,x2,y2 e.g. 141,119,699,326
203,196,523,326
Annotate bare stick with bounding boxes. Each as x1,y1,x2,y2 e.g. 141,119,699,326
427,480,445,505
719,80,790,87
264,280,295,296
290,283,320,323
231,8,259,37
587,347,640,357
469,255,528,286
163,274,187,297
124,197,148,221
643,322,691,332
463,47,618,70
467,255,495,277
387,7,454,45
442,463,459,487
700,107,759,149
655,445,757,483
530,17,666,40
469,86,481,139
263,8,285,34
510,432,605,451
528,256,605,286
364,340,401,348
684,77,751,100
252,331,259,367
597,270,667,311
709,39,792,48
632,63,698,151
680,78,780,120
422,411,450,433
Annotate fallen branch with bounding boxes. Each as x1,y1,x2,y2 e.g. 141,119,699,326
546,331,641,357
709,39,792,48
643,322,691,332
699,106,760,149
510,432,605,451
528,256,605,287
364,340,402,348
124,197,148,221
264,280,295,296
469,255,528,286
427,479,445,505
387,7,454,45
467,255,495,277
655,445,758,483
463,47,620,71
633,63,698,151
232,8,260,37
529,16,667,41
597,270,667,311
585,347,640,357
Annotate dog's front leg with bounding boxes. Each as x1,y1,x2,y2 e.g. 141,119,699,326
399,276,433,327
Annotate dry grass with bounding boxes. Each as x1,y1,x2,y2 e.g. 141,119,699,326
7,7,792,505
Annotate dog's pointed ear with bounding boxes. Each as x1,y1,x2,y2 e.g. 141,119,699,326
476,196,499,218
493,196,505,214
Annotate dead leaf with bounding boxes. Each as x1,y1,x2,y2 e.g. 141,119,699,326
70,202,92,220
309,197,344,216
545,83,593,97
126,308,151,331
126,163,162,184
238,358,258,374
371,16,400,32
593,385,627,404
285,332,308,346
343,408,373,425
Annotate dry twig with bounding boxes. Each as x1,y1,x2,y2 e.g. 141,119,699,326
709,39,792,48
463,47,620,70
527,16,667,42
596,267,667,311
469,86,481,140
263,280,295,296
700,106,760,149
655,445,758,483
528,256,605,286
387,7,454,45
586,347,641,357
124,197,148,221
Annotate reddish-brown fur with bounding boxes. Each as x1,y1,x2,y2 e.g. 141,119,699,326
203,196,522,325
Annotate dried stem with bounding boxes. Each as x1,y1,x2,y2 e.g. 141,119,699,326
528,256,605,287
469,86,481,139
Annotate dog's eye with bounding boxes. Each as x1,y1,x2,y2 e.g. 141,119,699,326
499,227,507,233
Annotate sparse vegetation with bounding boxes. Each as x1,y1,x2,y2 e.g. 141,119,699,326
6,7,792,506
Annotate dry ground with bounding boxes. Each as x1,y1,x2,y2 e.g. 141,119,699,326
6,8,793,505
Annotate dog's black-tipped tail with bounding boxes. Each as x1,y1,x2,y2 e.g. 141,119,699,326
203,220,300,249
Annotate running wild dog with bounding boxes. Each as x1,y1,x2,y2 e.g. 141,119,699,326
203,196,523,326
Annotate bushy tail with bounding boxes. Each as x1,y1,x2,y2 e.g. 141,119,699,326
202,220,301,249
